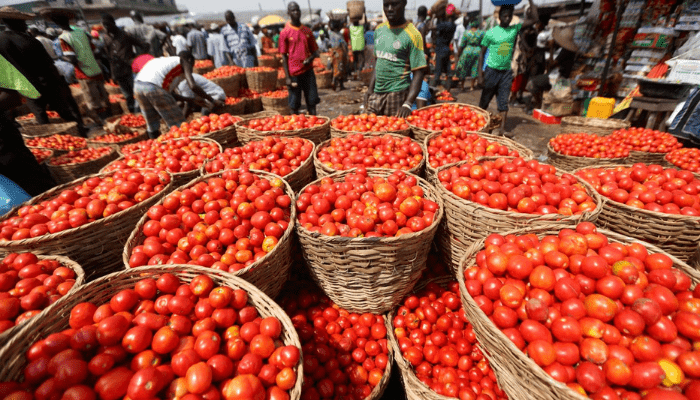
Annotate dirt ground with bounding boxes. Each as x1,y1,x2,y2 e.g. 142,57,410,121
314,79,562,159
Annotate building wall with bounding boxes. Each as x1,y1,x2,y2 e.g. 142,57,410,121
41,0,180,15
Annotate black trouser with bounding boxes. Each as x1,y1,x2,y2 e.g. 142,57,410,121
114,74,136,113
432,50,453,90
26,81,86,136
0,120,56,197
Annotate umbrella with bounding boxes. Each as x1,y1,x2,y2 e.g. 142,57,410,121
258,14,286,27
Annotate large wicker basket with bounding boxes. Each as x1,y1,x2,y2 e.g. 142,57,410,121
626,150,670,165
103,114,147,134
87,129,149,149
546,142,627,173
217,99,246,116
456,226,700,400
194,124,240,149
0,170,173,281
258,55,280,69
24,133,87,157
47,146,120,184
20,121,79,138
246,69,278,93
435,159,603,275
0,264,304,400
261,94,290,115
210,74,242,97
123,170,296,299
313,132,426,178
560,116,631,135
0,254,84,345
244,96,264,114
574,164,700,261
408,103,490,143
316,71,332,89
424,130,534,182
15,115,63,126
235,115,330,145
330,124,412,139
295,169,444,313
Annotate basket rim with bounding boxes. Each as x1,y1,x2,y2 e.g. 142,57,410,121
235,114,330,131
314,132,426,176
122,168,297,278
0,169,174,246
407,102,490,133
456,224,700,400
573,164,700,222
24,134,87,152
435,158,604,222
295,168,444,243
47,145,117,167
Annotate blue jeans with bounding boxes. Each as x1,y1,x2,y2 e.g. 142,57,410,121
288,69,320,113
479,66,513,112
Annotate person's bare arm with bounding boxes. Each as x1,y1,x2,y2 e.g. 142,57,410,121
477,45,487,85
398,67,426,118
182,61,214,102
281,54,295,88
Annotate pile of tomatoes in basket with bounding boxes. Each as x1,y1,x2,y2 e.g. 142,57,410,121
161,114,239,140
91,131,142,144
204,137,313,178
260,90,288,99
17,111,60,120
203,66,244,79
427,128,525,170
118,114,146,128
30,148,52,164
25,135,86,151
666,148,700,173
105,138,220,174
331,114,409,133
316,134,424,171
244,115,325,132
48,147,113,166
407,104,487,132
550,128,682,159
194,59,214,68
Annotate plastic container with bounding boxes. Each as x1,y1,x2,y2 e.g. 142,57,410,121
586,97,615,119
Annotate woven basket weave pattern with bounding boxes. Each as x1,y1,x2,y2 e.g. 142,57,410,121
546,142,627,173
210,74,242,97
559,116,630,136
48,146,120,185
246,70,278,93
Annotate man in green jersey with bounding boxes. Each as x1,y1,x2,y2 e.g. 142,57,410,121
349,17,365,79
365,0,427,118
477,0,538,136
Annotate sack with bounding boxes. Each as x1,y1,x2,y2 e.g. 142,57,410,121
549,78,573,102
542,94,575,117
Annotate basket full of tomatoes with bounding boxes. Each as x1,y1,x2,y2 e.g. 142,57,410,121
24,133,87,157
245,67,278,94
0,265,304,400
124,168,296,299
15,111,63,126
29,148,52,165
407,103,490,143
103,113,147,134
547,133,629,173
204,65,245,97
87,129,149,151
294,168,443,313
457,222,700,400
235,114,330,145
435,157,602,275
47,146,120,185
260,89,290,115
330,114,412,138
160,114,240,149
575,163,700,261
193,59,215,74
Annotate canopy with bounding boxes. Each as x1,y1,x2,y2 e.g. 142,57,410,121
258,14,286,27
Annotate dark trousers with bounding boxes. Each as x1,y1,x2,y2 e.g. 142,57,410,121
26,81,86,136
479,66,513,112
288,68,320,113
114,74,136,113
432,51,453,90
0,121,55,197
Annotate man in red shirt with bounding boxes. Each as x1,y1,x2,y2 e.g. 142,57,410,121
279,2,320,115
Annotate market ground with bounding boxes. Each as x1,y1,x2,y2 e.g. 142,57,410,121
313,79,562,159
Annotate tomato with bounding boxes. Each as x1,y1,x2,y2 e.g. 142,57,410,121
222,374,265,400
94,366,134,400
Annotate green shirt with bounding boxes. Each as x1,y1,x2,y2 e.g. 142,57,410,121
374,22,426,93
60,28,103,78
349,25,365,51
481,23,522,71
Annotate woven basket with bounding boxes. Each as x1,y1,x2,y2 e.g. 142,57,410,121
193,125,239,149
47,146,120,185
330,125,412,139
240,110,281,120
456,225,700,400
424,130,535,182
193,65,215,75
560,116,631,135
408,103,490,143
313,133,426,178
87,129,149,149
546,142,627,173
258,56,279,69
0,254,84,345
103,114,147,134
435,159,603,275
246,69,278,93
218,100,246,116
347,0,365,18
0,170,173,281
316,71,332,89
0,264,304,400
295,169,444,313
236,115,330,145
626,150,670,165
210,74,242,97
15,116,63,126
244,97,264,114
25,134,87,157
20,121,79,139
261,95,290,115
30,148,53,165
573,164,700,261
123,170,296,299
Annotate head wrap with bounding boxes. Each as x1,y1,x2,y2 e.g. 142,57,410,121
446,4,456,16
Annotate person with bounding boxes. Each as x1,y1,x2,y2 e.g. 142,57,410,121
261,28,274,51
252,22,263,57
171,27,188,54
477,0,538,136
414,5,429,36
207,24,228,68
366,0,427,117
175,73,226,116
0,6,86,135
221,10,257,68
102,13,148,114
279,2,320,115
125,11,165,57
31,27,58,60
364,22,376,72
328,19,348,92
43,8,112,123
273,28,281,48
349,17,365,79
453,15,467,59
430,2,457,91
46,28,64,59
510,24,537,106
187,24,208,60
412,73,432,110
455,19,484,91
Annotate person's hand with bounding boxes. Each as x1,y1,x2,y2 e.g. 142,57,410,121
303,56,314,65
286,77,297,88
397,105,411,118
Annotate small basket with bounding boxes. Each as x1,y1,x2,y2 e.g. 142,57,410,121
0,264,304,400
47,146,120,185
0,254,84,345
559,116,631,135
574,164,700,261
316,71,332,89
235,115,330,145
408,103,490,143
435,159,603,275
123,170,296,299
424,130,534,182
0,170,173,281
546,142,627,172
313,133,426,178
261,94,290,115
246,69,278,93
210,74,242,97
456,226,700,400
20,121,79,139
103,114,147,134
295,169,444,313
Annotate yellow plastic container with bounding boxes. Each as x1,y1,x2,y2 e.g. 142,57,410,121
586,97,616,119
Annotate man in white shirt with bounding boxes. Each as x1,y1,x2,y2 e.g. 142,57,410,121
171,27,188,54
175,73,226,115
